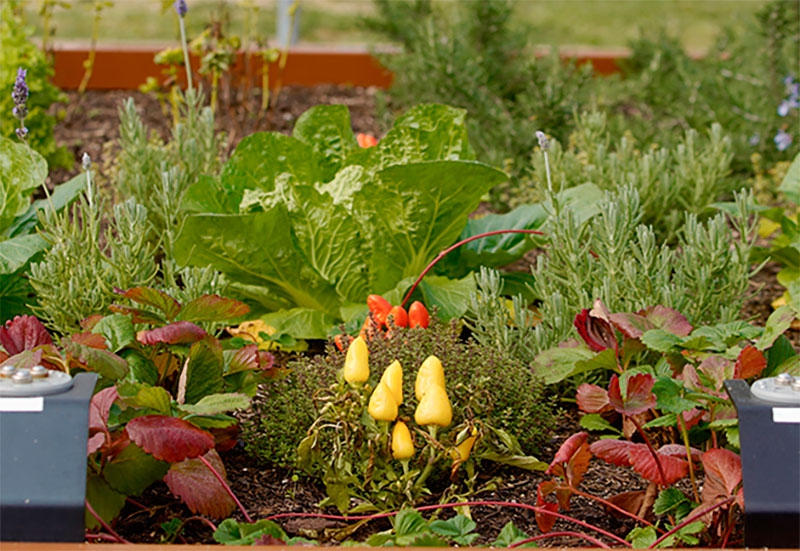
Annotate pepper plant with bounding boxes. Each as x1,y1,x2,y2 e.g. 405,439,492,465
297,331,547,514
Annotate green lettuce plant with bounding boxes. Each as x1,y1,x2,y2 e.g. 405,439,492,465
0,136,83,322
174,103,508,338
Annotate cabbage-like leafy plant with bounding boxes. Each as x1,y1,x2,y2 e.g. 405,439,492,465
174,104,508,338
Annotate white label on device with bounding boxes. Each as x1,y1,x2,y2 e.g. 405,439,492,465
773,408,800,423
0,396,44,412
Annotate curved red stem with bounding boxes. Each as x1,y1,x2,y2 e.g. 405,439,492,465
511,530,611,548
85,499,131,544
401,229,545,308
649,496,735,548
198,454,253,524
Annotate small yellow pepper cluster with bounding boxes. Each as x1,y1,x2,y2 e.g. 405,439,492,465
343,336,455,463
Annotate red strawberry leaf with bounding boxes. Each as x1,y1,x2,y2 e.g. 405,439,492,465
164,449,236,519
734,345,767,380
576,383,611,413
546,432,591,490
608,373,656,416
126,415,215,463
608,312,654,339
535,481,559,533
109,304,168,326
658,443,703,463
0,315,52,355
701,448,742,503
628,444,688,485
226,344,259,374
89,386,119,431
574,309,618,353
115,287,182,321
589,439,634,467
178,295,250,323
137,321,208,346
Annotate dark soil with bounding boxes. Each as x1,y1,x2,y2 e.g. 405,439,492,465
55,86,777,546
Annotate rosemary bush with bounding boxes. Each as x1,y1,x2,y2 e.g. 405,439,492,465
28,90,228,335
614,0,799,173
526,111,735,241
365,0,592,207
467,187,759,364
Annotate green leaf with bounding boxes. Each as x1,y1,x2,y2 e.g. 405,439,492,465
102,443,169,496
429,515,478,546
757,305,796,351
653,487,691,516
764,334,797,377
579,413,622,433
61,336,129,380
0,268,37,322
184,338,224,405
479,451,548,471
260,307,338,340
178,393,250,416
92,314,135,352
120,349,159,386
6,171,84,238
641,329,685,352
85,474,127,530
394,508,430,540
778,153,800,204
118,383,173,415
0,233,47,274
653,376,700,414
292,104,358,180
419,274,476,320
214,518,289,545
176,210,340,315
643,413,678,429
493,521,536,547
627,526,657,548
0,136,47,237
359,160,507,293
532,346,595,385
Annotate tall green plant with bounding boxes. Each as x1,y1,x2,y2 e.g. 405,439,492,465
0,0,70,169
467,187,759,370
365,0,592,207
173,103,508,339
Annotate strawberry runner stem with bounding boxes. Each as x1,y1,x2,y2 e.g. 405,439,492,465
629,415,669,488
264,499,633,547
198,454,253,524
401,229,545,308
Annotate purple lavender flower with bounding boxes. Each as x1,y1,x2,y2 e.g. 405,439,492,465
11,68,29,140
778,99,798,117
774,129,793,152
174,0,187,17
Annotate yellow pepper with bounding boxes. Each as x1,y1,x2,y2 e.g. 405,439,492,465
380,360,403,405
450,427,478,462
368,381,398,422
414,383,452,427
391,420,415,460
343,336,369,385
414,355,445,401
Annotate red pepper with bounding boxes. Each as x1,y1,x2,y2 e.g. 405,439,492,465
367,294,392,327
388,305,408,328
408,301,430,329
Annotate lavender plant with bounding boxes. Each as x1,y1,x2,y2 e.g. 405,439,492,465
467,187,759,377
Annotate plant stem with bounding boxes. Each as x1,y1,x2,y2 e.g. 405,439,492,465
571,487,660,531
629,415,668,487
85,499,131,544
264,499,632,547
178,15,193,94
198,454,253,523
677,412,700,502
649,496,735,548
401,229,545,308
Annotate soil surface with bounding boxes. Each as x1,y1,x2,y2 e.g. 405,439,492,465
53,86,780,546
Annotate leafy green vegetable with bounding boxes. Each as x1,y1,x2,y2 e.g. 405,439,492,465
175,104,508,337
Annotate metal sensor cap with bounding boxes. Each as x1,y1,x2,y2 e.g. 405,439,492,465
12,369,32,384
0,366,16,378
31,366,49,379
751,374,800,404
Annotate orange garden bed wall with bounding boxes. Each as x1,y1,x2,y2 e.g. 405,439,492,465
51,44,626,91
